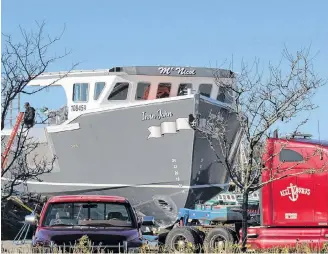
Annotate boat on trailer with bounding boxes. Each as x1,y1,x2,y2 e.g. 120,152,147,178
1,66,242,228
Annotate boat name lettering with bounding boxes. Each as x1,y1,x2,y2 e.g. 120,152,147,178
280,183,310,202
158,67,196,76
71,104,87,112
142,110,173,121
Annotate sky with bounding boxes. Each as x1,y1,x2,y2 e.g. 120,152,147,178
1,0,328,139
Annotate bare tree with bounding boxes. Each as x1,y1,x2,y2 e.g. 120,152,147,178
1,21,78,201
192,47,327,250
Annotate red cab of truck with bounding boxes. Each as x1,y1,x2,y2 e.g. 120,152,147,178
246,136,328,250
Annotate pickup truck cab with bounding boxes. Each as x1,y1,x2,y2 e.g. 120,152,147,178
25,195,155,253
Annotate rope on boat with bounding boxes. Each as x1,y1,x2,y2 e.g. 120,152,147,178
12,204,38,245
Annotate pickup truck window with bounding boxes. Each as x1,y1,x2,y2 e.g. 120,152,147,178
42,202,134,228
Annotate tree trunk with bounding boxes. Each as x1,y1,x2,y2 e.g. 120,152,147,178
241,190,249,252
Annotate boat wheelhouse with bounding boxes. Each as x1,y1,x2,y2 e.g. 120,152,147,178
24,66,236,125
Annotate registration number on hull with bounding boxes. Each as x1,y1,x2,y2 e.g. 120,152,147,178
71,104,87,111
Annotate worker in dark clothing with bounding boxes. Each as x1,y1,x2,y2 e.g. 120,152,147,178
23,102,36,128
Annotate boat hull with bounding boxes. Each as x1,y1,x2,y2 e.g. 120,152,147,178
2,95,240,228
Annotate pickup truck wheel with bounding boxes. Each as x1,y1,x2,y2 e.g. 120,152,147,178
165,227,200,253
203,227,235,253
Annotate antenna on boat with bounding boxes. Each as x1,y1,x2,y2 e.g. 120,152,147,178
318,120,321,142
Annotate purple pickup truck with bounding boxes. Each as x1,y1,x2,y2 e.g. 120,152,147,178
25,195,155,253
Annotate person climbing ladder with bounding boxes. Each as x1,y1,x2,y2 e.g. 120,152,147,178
23,102,36,128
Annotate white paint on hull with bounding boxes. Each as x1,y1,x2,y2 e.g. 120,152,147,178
47,123,80,133
1,178,229,189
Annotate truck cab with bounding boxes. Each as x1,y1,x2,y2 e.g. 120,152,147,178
247,136,328,250
25,195,155,253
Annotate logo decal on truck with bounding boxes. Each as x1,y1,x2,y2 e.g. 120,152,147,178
285,213,297,219
280,183,310,202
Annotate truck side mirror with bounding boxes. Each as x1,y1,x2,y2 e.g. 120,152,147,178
141,216,155,226
25,214,37,225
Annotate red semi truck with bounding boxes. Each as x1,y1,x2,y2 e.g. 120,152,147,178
161,135,328,252
245,136,328,250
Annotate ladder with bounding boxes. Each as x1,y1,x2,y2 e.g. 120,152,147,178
1,112,25,170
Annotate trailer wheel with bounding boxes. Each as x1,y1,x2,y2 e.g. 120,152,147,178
165,227,200,253
203,227,235,253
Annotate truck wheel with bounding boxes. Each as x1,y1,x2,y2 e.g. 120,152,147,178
165,227,200,253
203,227,235,253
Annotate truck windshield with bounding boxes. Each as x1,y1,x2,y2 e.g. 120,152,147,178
42,202,135,228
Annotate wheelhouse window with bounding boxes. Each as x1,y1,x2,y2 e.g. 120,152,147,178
199,84,212,98
42,202,135,228
217,87,233,103
94,82,106,100
135,82,150,100
217,87,226,102
177,83,192,96
279,149,304,162
108,82,129,100
73,83,89,102
156,83,171,98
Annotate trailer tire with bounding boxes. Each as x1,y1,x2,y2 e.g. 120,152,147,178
165,227,200,253
203,227,235,253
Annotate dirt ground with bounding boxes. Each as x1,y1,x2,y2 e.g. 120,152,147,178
1,240,32,252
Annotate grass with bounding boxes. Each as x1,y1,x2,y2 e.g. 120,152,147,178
1,246,328,253
1,246,328,254
1,235,328,253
